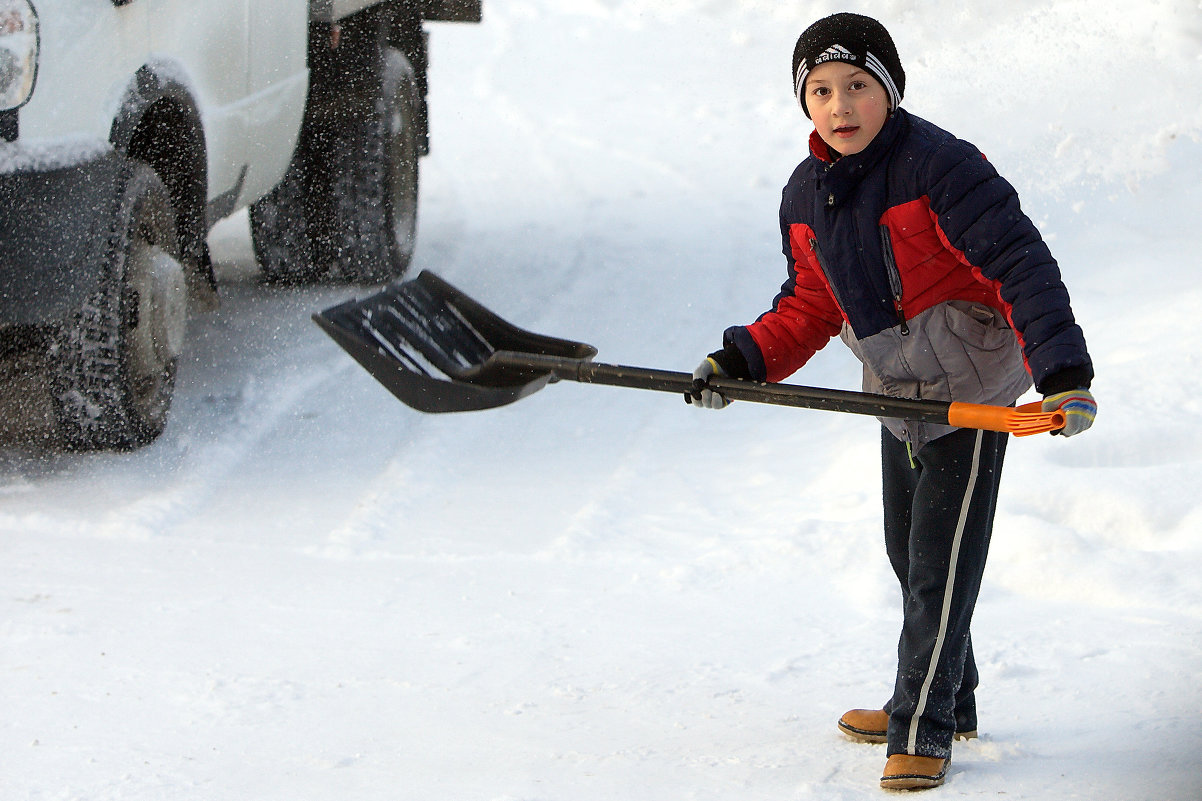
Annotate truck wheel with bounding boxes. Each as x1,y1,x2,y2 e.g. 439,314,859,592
50,163,188,451
252,45,420,286
314,47,420,284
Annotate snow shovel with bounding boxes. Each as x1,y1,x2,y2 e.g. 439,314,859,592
313,270,1065,436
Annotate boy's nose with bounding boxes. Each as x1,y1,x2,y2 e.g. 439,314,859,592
829,91,852,114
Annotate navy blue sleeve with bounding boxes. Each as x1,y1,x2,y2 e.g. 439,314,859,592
921,139,1093,393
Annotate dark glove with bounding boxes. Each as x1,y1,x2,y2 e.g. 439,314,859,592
685,356,729,409
685,334,755,409
1041,389,1096,437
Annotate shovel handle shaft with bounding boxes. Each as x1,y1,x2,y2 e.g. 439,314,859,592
707,375,952,422
495,353,1060,435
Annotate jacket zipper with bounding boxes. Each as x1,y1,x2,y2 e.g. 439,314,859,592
808,237,848,316
878,226,909,335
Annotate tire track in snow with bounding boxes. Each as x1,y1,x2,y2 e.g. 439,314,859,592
0,282,364,542
94,356,357,541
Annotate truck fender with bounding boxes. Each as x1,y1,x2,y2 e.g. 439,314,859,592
0,63,214,325
109,63,215,303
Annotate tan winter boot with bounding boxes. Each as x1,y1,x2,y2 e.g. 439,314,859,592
880,754,949,790
838,708,890,743
838,708,979,744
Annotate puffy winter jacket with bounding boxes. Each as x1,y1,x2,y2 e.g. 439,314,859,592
722,108,1093,448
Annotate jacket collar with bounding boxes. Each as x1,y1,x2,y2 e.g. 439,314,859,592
810,109,907,205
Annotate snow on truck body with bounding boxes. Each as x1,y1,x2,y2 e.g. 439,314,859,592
0,0,481,452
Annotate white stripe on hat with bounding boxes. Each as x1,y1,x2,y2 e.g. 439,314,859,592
864,50,902,110
794,47,902,111
794,61,810,106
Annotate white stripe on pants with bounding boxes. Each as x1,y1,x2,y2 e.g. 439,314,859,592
906,429,984,753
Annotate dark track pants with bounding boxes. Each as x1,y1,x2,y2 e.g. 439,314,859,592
881,426,1008,759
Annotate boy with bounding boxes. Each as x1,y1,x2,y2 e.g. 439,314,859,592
688,12,1095,791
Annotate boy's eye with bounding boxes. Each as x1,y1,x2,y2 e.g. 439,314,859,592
812,86,830,97
849,81,867,91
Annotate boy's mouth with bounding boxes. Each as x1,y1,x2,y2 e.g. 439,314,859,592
833,125,860,138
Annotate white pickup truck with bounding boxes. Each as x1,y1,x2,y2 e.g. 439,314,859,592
0,0,481,451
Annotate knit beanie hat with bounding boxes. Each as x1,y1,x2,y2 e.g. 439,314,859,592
792,13,905,118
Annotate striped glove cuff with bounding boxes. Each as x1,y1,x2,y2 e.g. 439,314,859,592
1041,389,1097,437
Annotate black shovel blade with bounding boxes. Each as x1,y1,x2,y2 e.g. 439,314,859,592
313,271,598,413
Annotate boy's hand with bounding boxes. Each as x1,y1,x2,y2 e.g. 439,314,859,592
685,357,730,409
1041,389,1096,437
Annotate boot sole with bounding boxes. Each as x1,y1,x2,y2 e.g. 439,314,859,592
880,772,946,790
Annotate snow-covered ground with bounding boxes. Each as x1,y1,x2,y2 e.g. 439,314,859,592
4,1,1202,798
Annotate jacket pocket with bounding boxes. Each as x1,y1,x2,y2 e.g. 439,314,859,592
930,300,1027,403
942,301,1012,352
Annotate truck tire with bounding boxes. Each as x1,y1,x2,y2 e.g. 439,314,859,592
50,163,188,451
318,46,420,283
251,46,420,285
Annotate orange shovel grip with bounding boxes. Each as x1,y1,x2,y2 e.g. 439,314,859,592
947,401,1066,437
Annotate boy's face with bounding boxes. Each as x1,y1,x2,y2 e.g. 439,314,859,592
803,62,890,156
